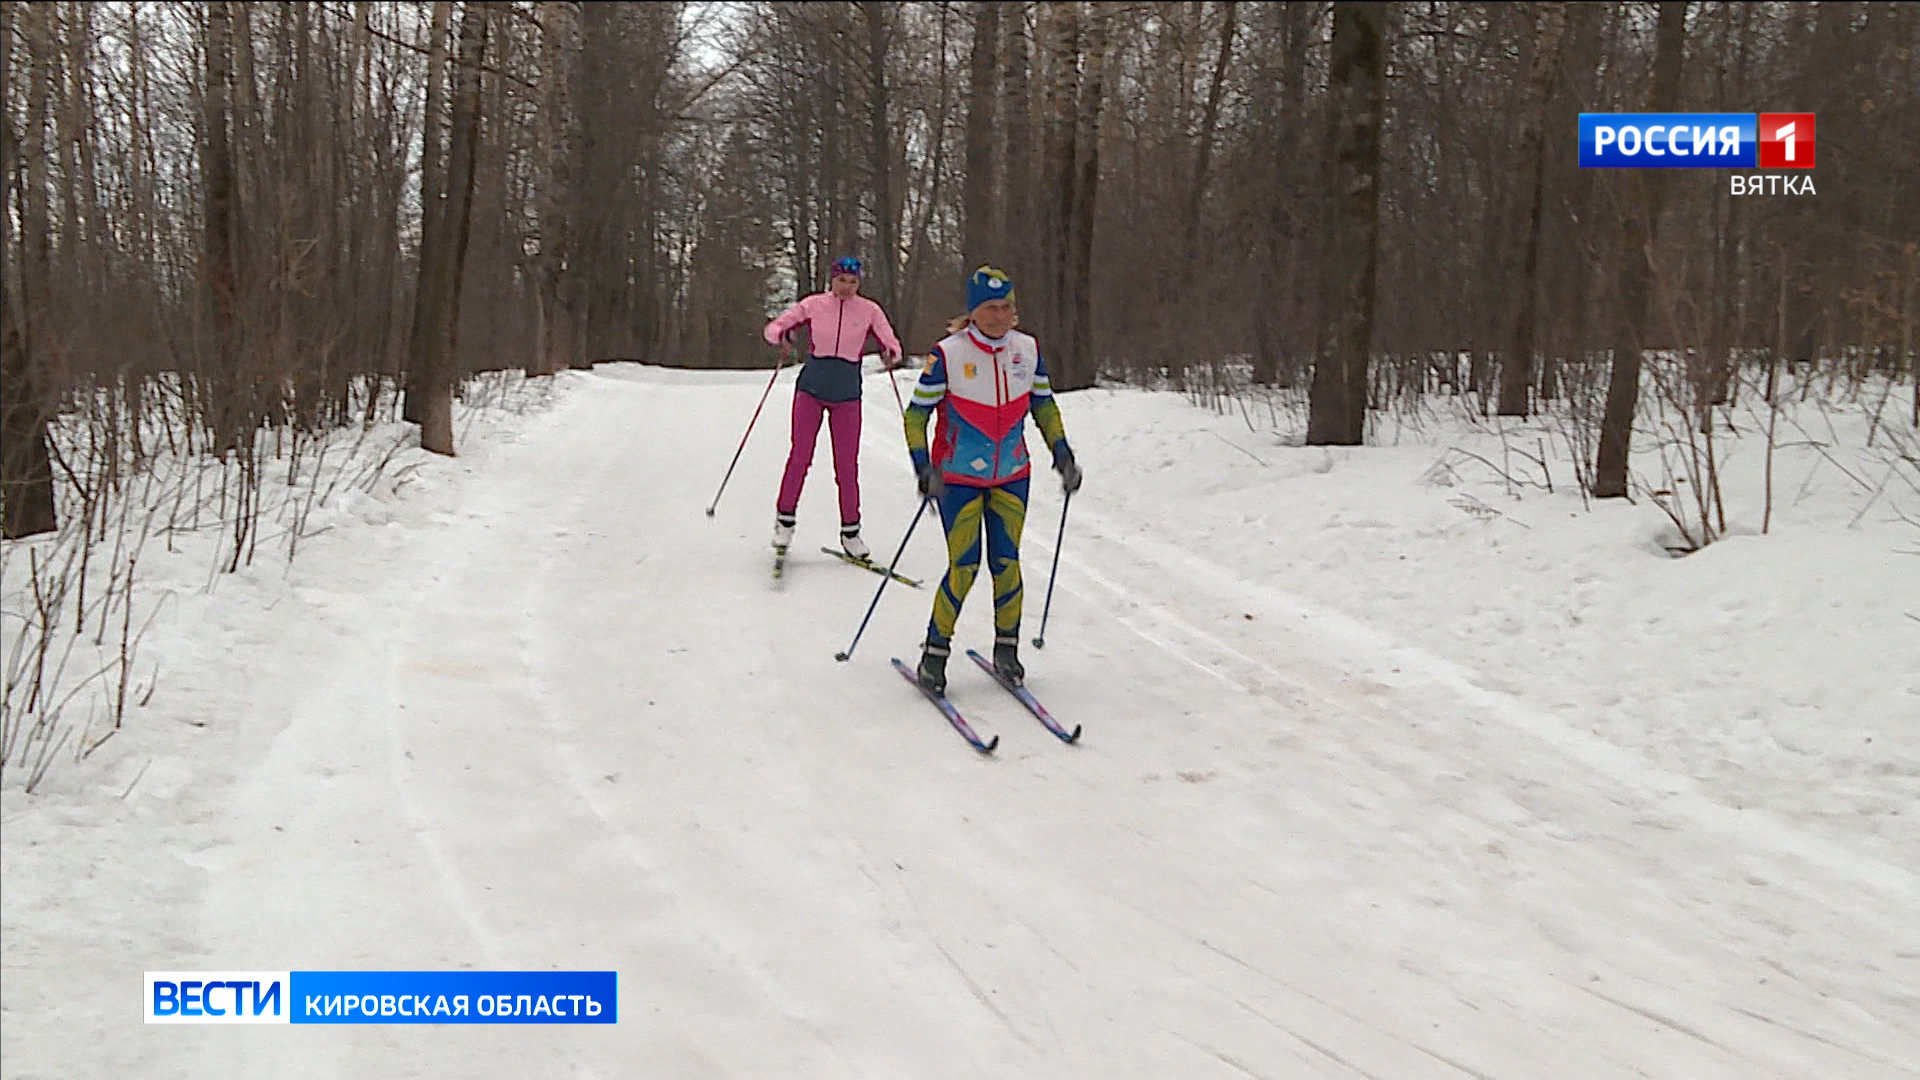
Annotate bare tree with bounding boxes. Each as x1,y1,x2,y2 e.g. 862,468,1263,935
1031,0,1107,391
201,1,246,451
1248,1,1318,389
998,2,1033,287
863,1,902,312
1,0,57,538
410,1,490,456
1037,0,1079,365
1498,1,1568,418
963,1,1000,274
1062,2,1108,391
1593,0,1686,499
1306,1,1387,447
404,1,453,423
1181,1,1237,291
534,0,578,377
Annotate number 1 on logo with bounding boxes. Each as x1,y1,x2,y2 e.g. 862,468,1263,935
1758,113,1815,169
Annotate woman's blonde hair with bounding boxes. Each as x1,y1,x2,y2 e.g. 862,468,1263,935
946,308,1020,336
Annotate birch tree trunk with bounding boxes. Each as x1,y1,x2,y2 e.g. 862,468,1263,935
404,1,452,420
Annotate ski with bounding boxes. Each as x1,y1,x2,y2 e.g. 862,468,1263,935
892,658,998,754
822,547,922,588
966,649,1081,743
772,546,789,580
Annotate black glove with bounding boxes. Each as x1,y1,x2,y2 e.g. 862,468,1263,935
916,461,946,500
1053,444,1083,495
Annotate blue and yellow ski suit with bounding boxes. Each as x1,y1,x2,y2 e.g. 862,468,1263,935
904,326,1071,649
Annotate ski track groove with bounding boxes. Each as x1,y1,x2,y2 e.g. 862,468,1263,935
379,642,505,970
1729,1005,1908,1071
1054,512,1918,903
1042,505,1920,934
1173,1031,1277,1080
1574,982,1767,1072
1191,930,1470,1076
930,937,1037,1053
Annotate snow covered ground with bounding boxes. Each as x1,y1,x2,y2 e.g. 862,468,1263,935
3,361,1917,1078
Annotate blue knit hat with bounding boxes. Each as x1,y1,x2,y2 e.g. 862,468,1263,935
966,266,1015,312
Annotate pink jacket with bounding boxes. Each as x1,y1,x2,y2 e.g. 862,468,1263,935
764,292,903,362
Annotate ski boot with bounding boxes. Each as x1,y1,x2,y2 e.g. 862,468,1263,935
771,513,796,579
917,642,951,696
840,522,870,562
992,635,1025,687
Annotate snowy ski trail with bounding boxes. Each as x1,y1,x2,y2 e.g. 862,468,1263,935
38,365,1917,1078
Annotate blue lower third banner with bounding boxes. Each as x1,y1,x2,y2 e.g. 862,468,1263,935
1579,112,1756,168
146,971,617,1024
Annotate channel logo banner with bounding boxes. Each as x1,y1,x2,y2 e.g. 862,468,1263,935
147,971,617,1024
1580,113,1756,168
145,971,292,1024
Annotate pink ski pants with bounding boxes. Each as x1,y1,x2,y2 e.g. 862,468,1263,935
777,390,862,525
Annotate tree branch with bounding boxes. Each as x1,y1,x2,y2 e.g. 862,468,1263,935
313,1,536,90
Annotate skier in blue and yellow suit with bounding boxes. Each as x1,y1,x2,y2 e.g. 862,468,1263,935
905,266,1083,695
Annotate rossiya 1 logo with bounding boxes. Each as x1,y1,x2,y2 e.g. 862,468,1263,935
1578,112,1815,195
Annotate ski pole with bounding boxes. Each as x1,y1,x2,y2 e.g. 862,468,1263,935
1031,490,1072,649
884,355,909,414
705,338,789,517
835,498,931,662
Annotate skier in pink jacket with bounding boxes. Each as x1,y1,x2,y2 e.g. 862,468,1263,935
762,256,904,561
